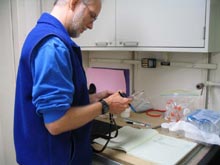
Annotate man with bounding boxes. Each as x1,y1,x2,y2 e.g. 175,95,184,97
14,0,132,164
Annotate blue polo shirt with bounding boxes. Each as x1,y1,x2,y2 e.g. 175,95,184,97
14,13,92,165
31,36,74,123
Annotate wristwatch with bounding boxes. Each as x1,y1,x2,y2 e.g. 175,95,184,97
99,99,109,114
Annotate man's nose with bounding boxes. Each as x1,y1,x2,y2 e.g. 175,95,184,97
87,22,93,29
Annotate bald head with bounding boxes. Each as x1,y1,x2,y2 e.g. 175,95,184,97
54,0,101,6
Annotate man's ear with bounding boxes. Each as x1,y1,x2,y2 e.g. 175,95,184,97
69,0,80,10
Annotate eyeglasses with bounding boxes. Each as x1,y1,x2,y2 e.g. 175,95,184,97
82,2,97,22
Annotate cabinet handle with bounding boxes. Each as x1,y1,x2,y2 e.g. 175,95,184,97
122,42,139,47
95,42,108,47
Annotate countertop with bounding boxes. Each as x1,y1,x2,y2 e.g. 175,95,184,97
92,112,212,165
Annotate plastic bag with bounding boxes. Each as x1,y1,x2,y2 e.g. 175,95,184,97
161,121,220,145
130,90,153,112
186,109,220,135
161,89,201,122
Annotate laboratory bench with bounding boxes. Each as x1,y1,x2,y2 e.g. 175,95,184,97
91,112,220,165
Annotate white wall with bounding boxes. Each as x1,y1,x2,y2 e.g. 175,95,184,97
82,51,210,110
12,0,41,73
209,53,220,110
0,0,16,164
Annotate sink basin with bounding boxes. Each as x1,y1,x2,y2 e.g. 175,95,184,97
92,153,122,165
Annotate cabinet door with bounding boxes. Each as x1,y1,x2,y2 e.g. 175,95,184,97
74,0,115,47
116,0,206,47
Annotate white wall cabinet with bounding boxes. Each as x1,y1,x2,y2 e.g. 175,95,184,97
116,0,206,48
76,0,220,52
74,0,116,47
41,0,116,47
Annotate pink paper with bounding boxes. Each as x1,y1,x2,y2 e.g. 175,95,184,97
86,68,126,93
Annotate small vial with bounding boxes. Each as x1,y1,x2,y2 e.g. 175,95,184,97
120,107,131,118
